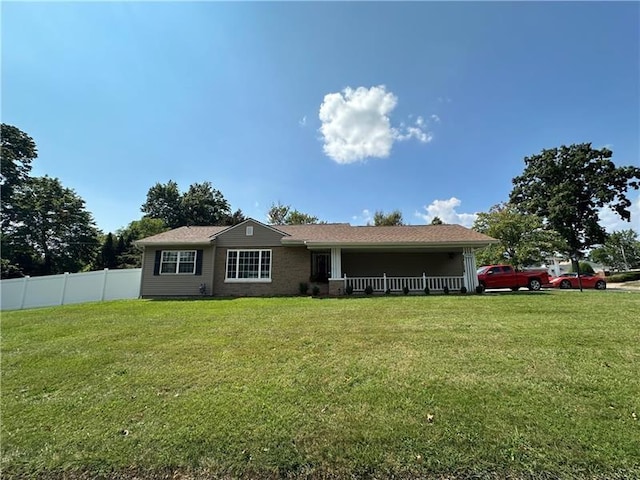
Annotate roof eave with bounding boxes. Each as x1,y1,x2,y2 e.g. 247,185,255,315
282,240,498,248
134,240,214,247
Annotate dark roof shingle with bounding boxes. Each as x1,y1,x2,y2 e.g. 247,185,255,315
135,226,227,245
279,223,495,245
136,220,496,246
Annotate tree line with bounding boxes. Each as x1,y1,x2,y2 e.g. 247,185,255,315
474,144,640,271
1,124,251,278
2,124,639,278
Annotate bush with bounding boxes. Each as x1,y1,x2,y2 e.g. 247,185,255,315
364,285,374,295
460,286,467,294
311,285,320,296
299,282,309,295
607,271,640,283
345,285,354,295
402,285,409,295
385,288,391,295
475,284,485,294
424,286,430,295
443,286,450,295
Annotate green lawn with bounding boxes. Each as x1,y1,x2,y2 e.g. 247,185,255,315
2,292,639,479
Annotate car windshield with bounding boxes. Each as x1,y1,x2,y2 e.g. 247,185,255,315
477,267,490,275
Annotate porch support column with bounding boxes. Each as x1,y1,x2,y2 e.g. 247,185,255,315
463,247,478,290
330,247,342,280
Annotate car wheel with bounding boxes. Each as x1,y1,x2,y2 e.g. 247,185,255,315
595,280,606,290
528,279,542,291
560,279,571,289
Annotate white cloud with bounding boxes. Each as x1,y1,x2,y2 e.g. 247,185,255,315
415,197,478,227
318,85,433,164
299,116,307,127
598,193,640,233
393,119,433,143
352,209,373,225
430,114,441,123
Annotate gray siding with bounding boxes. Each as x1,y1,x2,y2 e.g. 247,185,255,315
140,246,214,297
212,246,310,297
341,251,463,277
215,220,286,248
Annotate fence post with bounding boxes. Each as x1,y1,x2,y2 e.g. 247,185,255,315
422,272,426,290
19,276,30,310
101,268,109,301
383,273,387,292
60,272,70,305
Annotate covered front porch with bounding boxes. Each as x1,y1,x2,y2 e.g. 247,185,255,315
342,273,465,294
314,247,479,295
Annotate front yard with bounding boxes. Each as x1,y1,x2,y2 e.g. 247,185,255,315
1,291,639,479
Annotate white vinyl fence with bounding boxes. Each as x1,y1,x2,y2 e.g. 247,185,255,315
1,268,142,311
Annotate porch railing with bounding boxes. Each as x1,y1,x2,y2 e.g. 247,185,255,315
343,273,464,293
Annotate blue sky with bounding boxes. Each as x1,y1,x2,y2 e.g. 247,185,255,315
3,1,639,234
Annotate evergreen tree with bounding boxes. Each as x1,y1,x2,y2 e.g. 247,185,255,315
97,233,118,269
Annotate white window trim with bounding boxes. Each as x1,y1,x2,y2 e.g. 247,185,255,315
225,249,272,283
160,250,197,275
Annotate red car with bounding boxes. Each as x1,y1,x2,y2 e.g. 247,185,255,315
549,273,606,290
477,265,550,291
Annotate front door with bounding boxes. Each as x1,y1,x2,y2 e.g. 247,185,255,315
311,252,331,282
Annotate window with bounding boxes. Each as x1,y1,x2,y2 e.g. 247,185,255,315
226,249,271,282
160,250,197,274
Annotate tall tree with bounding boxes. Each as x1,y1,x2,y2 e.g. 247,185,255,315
141,180,184,229
96,233,118,269
510,144,640,265
372,210,404,226
1,124,38,227
430,216,444,225
267,202,319,225
181,181,231,225
473,203,565,268
590,229,640,271
5,176,100,275
141,180,235,228
285,210,320,225
267,202,290,224
113,217,170,268
225,208,246,226
118,217,169,242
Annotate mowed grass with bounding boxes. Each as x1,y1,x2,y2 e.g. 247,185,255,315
2,292,639,479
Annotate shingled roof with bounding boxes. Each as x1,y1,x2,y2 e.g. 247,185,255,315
279,223,495,246
135,226,228,245
136,219,496,247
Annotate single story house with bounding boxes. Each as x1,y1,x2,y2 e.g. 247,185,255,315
136,218,497,297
